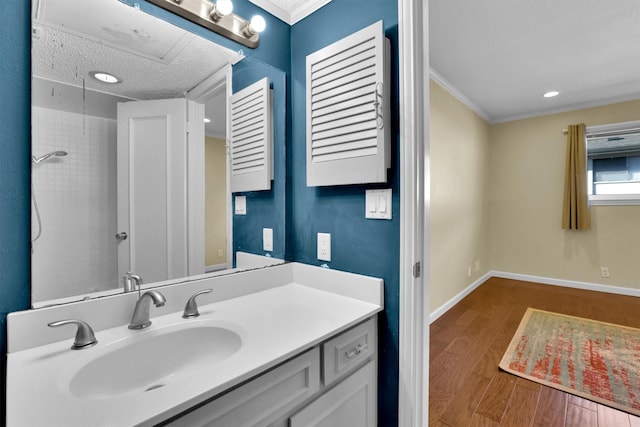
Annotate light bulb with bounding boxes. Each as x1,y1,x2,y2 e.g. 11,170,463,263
210,0,233,21
217,0,233,15
543,91,560,98
250,15,266,33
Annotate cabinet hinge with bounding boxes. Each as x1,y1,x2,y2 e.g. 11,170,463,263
413,262,421,278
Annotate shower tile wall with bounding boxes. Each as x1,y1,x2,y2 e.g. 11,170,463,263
32,106,118,302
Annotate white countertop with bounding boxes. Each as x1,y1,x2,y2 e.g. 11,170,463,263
6,267,383,426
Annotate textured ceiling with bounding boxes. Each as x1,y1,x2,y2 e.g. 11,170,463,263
33,0,243,136
430,0,640,123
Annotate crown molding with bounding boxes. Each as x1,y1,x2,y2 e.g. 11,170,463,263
492,94,640,124
429,67,491,123
248,0,332,25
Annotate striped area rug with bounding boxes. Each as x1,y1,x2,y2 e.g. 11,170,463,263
500,308,640,416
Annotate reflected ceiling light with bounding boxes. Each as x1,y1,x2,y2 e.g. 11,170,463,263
543,90,560,98
204,118,211,123
148,0,264,48
89,71,122,84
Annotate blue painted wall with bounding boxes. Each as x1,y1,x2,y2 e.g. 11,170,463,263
232,58,288,262
290,1,400,425
0,0,32,418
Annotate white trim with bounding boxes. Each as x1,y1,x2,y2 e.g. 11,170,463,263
247,0,333,25
429,271,640,325
398,0,429,425
493,95,640,125
586,119,640,135
225,64,234,267
429,272,492,324
186,100,206,275
429,68,491,123
589,195,640,206
491,271,640,298
205,263,227,273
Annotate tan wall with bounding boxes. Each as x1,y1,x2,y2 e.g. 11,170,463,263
489,100,640,289
429,80,492,312
205,136,228,267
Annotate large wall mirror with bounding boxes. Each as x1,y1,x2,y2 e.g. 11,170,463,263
30,0,286,306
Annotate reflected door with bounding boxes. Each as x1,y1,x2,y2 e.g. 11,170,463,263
117,98,205,284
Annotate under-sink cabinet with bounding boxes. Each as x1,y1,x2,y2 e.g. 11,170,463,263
163,316,377,427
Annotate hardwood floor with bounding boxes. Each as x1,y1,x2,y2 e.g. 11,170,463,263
429,277,640,426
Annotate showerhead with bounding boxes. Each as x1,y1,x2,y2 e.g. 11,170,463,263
32,151,68,165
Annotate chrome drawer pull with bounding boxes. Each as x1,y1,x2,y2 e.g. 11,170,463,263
345,343,368,360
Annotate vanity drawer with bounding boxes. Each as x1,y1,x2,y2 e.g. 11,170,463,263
322,317,376,386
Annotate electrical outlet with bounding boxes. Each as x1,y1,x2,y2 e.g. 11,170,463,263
217,249,223,258
467,266,472,277
601,267,610,278
263,228,273,252
317,233,331,261
474,260,480,272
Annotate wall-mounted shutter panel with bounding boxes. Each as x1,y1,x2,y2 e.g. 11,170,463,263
306,20,390,186
229,77,273,192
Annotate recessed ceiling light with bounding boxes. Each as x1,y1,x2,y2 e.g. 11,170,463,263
89,71,121,84
543,91,560,98
204,118,211,123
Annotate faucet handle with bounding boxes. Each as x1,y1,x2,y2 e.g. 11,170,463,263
48,319,98,350
122,272,142,293
183,289,213,319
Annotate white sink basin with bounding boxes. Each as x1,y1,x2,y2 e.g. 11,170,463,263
66,323,244,399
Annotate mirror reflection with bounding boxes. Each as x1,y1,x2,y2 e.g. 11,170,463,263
31,0,285,306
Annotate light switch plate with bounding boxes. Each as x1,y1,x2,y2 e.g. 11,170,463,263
235,195,246,215
263,228,273,252
365,189,392,219
317,232,331,261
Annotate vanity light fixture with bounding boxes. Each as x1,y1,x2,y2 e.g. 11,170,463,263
89,71,121,84
543,90,560,98
147,0,265,49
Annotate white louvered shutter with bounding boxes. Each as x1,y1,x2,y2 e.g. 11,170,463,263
306,20,390,186
229,77,273,193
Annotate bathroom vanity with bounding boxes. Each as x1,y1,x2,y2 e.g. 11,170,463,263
5,263,383,426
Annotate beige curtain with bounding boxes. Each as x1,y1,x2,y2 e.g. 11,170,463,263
562,123,591,230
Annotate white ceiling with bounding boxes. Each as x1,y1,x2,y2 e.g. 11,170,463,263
429,0,640,123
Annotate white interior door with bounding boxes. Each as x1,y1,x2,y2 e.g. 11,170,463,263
117,98,204,284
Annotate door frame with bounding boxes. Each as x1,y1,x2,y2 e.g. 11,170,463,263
398,0,429,425
186,63,234,271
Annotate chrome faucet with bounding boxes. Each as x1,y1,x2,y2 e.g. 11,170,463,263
183,289,213,318
128,290,167,330
48,319,98,350
122,272,142,293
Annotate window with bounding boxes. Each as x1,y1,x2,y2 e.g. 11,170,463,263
586,120,640,205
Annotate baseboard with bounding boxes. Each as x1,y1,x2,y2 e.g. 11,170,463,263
205,263,227,273
429,271,640,324
429,272,492,324
491,271,640,298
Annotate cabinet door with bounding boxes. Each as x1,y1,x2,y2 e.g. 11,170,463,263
289,361,376,427
306,20,390,186
167,348,320,427
229,77,273,193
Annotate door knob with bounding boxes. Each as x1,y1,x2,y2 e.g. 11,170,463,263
115,231,128,241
